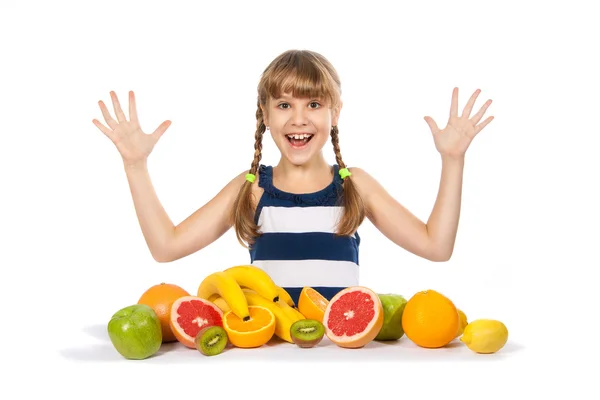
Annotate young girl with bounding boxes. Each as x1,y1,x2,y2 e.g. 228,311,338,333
92,49,494,305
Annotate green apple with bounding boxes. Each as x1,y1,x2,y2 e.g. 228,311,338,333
375,293,407,341
107,304,162,360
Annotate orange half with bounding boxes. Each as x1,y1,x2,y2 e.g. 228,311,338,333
298,287,329,323
223,305,275,348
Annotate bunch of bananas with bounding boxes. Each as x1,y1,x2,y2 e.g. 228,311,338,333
197,265,305,343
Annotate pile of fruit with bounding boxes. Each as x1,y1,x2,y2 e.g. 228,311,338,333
107,265,509,359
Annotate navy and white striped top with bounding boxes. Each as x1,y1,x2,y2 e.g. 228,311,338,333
249,163,361,305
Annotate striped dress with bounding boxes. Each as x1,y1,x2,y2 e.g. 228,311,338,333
249,163,361,305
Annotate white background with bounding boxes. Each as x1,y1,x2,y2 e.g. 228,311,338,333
1,0,598,398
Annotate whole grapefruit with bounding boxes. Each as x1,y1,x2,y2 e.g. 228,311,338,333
138,282,190,342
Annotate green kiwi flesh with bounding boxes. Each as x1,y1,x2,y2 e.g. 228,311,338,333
290,319,325,348
195,325,228,356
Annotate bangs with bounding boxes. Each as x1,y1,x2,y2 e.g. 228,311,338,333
262,52,340,108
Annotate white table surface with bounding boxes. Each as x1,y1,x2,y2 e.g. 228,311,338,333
58,322,523,364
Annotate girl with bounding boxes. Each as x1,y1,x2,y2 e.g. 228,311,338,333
92,49,494,304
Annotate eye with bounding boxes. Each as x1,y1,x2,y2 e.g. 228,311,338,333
277,101,321,109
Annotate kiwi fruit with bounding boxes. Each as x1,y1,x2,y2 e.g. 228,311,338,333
195,325,228,356
290,319,325,348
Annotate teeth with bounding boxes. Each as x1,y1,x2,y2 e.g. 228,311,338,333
287,134,312,139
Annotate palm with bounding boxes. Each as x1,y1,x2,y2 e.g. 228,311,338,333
92,91,171,165
110,120,154,161
424,88,494,159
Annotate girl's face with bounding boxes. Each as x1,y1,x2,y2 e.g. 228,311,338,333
263,93,341,166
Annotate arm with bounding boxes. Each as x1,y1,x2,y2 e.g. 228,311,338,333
356,87,494,261
94,90,251,262
351,158,464,262
424,156,465,260
124,161,249,262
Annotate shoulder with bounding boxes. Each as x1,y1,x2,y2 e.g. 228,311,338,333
347,167,377,192
346,167,386,208
232,168,264,199
216,168,261,197
347,166,366,178
231,166,263,185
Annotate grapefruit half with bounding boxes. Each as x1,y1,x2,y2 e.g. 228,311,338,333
322,286,384,348
169,295,224,348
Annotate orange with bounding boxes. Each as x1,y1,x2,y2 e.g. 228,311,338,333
401,289,459,348
138,282,190,342
223,305,275,348
298,287,329,323
455,309,468,338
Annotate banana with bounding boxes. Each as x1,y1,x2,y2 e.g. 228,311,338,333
197,271,249,321
207,293,230,313
243,288,304,321
242,289,305,343
224,265,280,302
283,302,306,321
275,285,296,308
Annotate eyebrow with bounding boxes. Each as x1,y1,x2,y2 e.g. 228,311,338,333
274,96,323,101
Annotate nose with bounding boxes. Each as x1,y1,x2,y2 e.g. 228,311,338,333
290,106,309,126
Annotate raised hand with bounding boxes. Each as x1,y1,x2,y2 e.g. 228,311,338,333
424,87,494,159
92,91,171,166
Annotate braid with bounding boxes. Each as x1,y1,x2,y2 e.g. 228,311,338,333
231,102,266,249
329,124,366,236
250,104,266,174
330,125,346,171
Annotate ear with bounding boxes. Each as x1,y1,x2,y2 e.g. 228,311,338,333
260,104,269,127
332,99,343,126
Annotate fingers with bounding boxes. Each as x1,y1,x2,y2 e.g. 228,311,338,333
475,116,494,135
92,118,114,140
462,89,481,119
98,100,118,130
110,91,127,123
449,87,459,119
424,116,439,133
129,91,139,125
471,99,493,125
152,120,172,139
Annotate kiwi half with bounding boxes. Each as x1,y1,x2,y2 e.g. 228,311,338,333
290,319,325,348
195,325,228,356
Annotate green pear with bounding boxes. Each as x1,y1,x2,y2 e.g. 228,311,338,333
107,304,162,360
375,293,407,341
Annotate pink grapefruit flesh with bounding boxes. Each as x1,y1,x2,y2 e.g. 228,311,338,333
169,295,224,348
322,286,384,348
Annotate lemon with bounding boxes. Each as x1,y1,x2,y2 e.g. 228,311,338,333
455,309,468,338
460,319,508,354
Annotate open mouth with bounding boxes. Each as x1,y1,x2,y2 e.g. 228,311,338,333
286,133,314,148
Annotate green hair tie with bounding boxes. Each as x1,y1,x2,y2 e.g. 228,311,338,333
245,173,256,183
339,167,352,180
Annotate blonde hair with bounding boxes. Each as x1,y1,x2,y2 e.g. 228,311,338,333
231,49,365,248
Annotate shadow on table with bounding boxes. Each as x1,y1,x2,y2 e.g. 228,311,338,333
58,324,524,363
